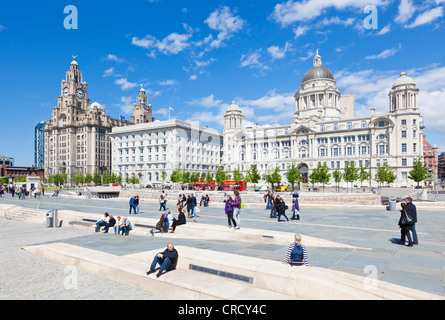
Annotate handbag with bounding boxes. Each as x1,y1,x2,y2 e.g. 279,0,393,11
401,210,413,226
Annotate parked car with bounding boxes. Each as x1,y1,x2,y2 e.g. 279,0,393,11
255,186,268,192
275,186,288,192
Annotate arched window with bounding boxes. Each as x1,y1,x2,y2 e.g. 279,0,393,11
361,120,367,128
346,122,352,130
320,125,325,132
333,123,339,131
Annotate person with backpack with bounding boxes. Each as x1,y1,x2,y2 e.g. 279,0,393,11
284,234,311,267
232,190,242,230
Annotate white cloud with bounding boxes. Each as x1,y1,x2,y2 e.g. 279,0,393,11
189,74,198,81
377,24,391,35
105,54,125,63
132,32,192,55
365,44,401,60
395,0,416,24
267,42,291,60
204,6,245,48
186,94,223,108
405,6,444,28
270,0,386,26
194,58,217,68
118,96,134,115
237,89,295,112
240,49,270,73
159,79,178,86
115,78,139,90
335,65,445,136
293,25,309,38
103,67,115,78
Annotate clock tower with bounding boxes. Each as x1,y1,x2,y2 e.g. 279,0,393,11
43,57,131,179
58,58,90,112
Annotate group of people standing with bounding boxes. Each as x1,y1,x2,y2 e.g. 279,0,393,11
265,191,301,222
224,190,242,229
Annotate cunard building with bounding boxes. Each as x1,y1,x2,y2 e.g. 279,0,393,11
223,51,425,188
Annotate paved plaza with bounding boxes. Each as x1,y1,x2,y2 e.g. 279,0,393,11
1,191,444,299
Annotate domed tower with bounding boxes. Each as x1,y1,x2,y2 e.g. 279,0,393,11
131,85,154,124
389,72,419,112
224,101,243,132
293,50,342,122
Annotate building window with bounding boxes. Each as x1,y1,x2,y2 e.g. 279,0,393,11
402,172,407,180
320,125,325,132
402,159,407,167
378,121,385,127
401,120,407,125
361,120,367,128
346,122,352,130
402,143,407,153
333,123,338,131
413,143,417,153
401,130,407,138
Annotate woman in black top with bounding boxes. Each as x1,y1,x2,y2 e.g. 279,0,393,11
170,207,187,233
397,202,414,247
276,196,290,223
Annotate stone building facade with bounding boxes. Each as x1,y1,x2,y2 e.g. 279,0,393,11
223,51,425,188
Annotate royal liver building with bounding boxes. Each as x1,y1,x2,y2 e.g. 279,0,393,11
223,51,424,188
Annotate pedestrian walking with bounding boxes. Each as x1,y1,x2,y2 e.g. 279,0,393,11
224,195,237,229
276,196,290,223
232,190,242,229
129,196,137,214
405,197,418,245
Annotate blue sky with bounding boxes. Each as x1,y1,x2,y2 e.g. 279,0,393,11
1,0,445,166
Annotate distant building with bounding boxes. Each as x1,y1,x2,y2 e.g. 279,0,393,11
0,155,14,167
109,117,223,185
0,166,44,180
224,51,425,188
34,121,46,169
43,58,134,178
438,152,445,181
423,136,438,185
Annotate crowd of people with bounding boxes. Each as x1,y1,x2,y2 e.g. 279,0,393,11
264,191,301,222
0,185,47,199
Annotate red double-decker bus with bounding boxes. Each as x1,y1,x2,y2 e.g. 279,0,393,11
218,181,247,191
190,181,216,191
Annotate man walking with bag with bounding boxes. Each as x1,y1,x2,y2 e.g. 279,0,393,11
405,197,418,245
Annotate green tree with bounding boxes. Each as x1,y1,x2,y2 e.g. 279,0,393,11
190,172,200,183
215,167,226,186
358,166,371,189
170,169,182,189
286,163,302,191
180,171,191,185
375,163,397,188
232,168,243,184
245,165,261,189
205,171,214,183
343,161,360,193
408,157,431,187
265,166,281,190
161,169,168,182
77,174,85,186
93,172,101,185
308,165,320,191
332,169,343,193
318,163,331,192
85,174,93,184
110,173,119,184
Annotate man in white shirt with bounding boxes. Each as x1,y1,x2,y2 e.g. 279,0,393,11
95,212,110,233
